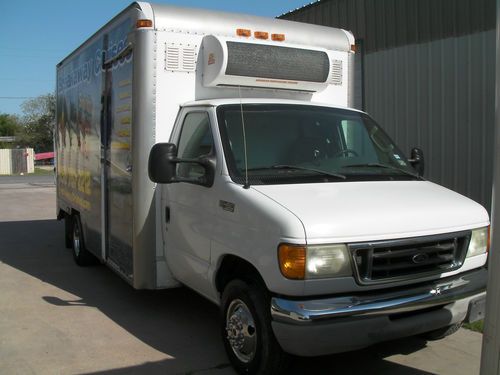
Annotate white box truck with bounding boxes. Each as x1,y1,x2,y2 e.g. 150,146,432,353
56,2,489,374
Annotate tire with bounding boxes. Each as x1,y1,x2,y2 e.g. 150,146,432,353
421,322,463,341
64,215,73,249
71,214,95,266
221,279,289,375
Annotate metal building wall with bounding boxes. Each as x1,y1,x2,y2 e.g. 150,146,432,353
365,31,495,208
280,0,495,52
281,0,496,209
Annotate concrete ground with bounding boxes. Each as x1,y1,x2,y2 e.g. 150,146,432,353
0,176,483,374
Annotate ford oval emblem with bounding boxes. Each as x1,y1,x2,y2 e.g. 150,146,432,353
412,253,429,264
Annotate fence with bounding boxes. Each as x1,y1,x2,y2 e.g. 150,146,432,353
0,148,34,175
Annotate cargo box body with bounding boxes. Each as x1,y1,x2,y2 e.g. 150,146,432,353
56,2,354,289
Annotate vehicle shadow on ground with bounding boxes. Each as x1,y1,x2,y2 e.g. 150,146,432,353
0,219,434,375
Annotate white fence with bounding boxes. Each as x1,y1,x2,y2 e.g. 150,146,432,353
0,148,34,175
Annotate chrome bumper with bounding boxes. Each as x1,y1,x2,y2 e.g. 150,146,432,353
271,268,487,324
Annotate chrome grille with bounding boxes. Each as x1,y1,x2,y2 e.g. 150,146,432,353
349,231,471,285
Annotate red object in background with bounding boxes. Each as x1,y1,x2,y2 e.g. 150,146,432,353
34,152,54,161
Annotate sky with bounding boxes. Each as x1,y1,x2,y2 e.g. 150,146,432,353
0,0,312,116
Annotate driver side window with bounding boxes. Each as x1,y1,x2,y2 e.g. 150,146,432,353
177,112,215,179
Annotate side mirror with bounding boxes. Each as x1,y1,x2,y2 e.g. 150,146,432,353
148,142,216,187
409,147,424,177
148,143,178,183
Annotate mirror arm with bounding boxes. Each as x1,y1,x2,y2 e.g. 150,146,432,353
172,156,216,187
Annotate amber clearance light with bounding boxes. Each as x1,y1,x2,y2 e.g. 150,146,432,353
236,28,252,37
136,19,153,28
254,31,269,40
271,33,285,42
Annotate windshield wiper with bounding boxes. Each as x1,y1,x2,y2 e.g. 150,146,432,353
342,163,423,180
247,165,346,179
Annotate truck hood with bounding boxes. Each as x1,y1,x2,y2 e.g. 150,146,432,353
252,181,489,243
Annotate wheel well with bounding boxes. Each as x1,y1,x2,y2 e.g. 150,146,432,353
215,255,267,294
57,208,79,221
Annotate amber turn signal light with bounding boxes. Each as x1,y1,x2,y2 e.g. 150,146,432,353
278,244,306,280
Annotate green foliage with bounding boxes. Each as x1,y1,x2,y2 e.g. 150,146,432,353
464,320,484,333
31,167,55,175
0,113,21,148
0,94,56,152
0,113,21,136
17,93,56,153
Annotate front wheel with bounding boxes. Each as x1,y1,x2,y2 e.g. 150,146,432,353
221,279,289,375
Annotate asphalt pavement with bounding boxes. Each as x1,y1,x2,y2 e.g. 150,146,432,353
0,176,484,374
0,173,54,185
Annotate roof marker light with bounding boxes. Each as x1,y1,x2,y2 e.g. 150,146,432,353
136,19,153,28
236,29,251,37
271,33,286,41
254,31,269,40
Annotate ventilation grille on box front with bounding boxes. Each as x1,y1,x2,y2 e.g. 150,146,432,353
329,59,343,85
165,44,197,72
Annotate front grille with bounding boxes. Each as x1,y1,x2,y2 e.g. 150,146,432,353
349,231,471,285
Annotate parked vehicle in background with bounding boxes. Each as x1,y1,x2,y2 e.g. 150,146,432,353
56,2,489,374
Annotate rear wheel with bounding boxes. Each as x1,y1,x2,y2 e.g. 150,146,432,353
221,279,289,375
72,215,95,266
64,215,73,249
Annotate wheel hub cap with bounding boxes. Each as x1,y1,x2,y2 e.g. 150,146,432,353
73,224,81,256
226,299,257,363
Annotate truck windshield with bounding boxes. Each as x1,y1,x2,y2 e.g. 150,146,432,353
216,104,420,185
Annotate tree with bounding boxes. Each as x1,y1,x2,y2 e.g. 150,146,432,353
0,113,20,136
18,93,55,153
0,114,21,148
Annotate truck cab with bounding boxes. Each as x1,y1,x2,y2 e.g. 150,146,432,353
149,98,488,373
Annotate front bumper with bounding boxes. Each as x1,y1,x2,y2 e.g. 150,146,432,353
271,268,486,356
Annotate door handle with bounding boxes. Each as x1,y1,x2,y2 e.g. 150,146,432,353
165,206,170,223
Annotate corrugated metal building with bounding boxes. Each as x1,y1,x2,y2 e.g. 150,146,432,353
280,0,495,210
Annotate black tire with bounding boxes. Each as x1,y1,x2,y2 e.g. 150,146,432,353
71,214,95,266
421,322,463,341
64,215,73,249
221,279,289,375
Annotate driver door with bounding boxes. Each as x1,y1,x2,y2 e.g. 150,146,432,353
165,110,217,294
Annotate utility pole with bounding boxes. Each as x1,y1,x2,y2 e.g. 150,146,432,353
480,0,500,373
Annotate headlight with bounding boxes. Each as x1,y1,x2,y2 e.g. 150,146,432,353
467,227,490,258
278,244,352,280
306,244,352,279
